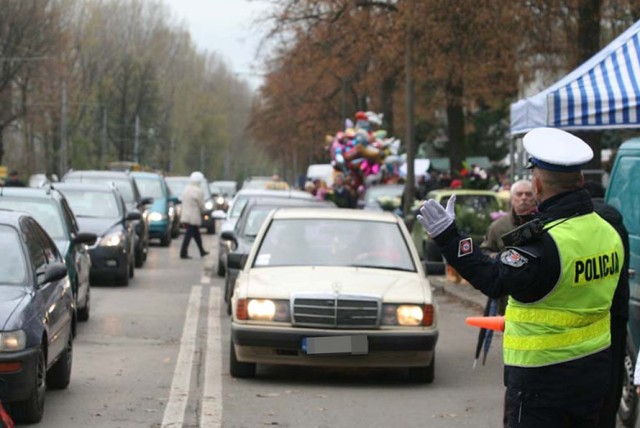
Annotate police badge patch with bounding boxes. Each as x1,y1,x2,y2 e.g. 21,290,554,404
500,249,528,268
457,238,473,257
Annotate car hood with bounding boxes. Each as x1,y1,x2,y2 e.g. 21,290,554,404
75,217,121,237
0,286,29,330
243,266,429,303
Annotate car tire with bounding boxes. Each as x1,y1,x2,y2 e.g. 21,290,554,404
46,334,73,390
135,244,144,268
12,346,46,423
160,230,171,247
229,340,256,378
77,287,90,322
408,355,435,384
217,257,225,277
129,256,135,278
619,337,638,427
119,264,130,286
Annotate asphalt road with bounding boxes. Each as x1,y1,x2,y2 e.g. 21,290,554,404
40,231,507,428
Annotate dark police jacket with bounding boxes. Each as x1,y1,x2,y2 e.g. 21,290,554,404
433,189,620,402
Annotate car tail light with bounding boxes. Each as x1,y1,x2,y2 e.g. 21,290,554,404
236,299,248,320
422,304,434,326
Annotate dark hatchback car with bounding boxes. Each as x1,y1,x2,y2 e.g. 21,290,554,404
166,175,216,234
55,183,141,286
62,170,152,267
220,197,335,314
0,210,75,423
0,187,96,321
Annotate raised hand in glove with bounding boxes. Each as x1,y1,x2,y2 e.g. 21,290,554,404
417,195,456,238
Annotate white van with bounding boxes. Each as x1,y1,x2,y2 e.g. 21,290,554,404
306,164,335,187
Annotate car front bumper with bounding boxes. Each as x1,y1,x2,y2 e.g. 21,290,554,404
231,323,438,367
148,219,170,238
0,346,41,402
88,246,128,279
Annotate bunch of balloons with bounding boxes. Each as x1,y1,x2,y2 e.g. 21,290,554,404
328,111,405,192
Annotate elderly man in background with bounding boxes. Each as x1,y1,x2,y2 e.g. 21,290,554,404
180,171,210,259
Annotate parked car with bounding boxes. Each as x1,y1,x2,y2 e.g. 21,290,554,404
165,175,216,234
0,187,96,321
62,170,152,267
0,210,74,423
408,189,501,275
209,180,237,212
360,183,405,211
221,196,335,314
131,172,177,246
229,208,438,382
217,189,315,277
55,183,140,286
605,138,640,427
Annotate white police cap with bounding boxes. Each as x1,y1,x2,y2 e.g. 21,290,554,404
523,127,593,172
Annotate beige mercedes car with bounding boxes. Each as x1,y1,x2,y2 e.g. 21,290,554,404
229,208,438,382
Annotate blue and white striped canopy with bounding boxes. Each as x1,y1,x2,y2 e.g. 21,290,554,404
511,19,640,135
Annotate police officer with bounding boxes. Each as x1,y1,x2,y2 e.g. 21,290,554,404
418,127,624,427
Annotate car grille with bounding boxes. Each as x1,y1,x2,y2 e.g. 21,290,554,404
292,295,380,328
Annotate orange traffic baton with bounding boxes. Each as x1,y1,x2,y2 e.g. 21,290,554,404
465,315,505,332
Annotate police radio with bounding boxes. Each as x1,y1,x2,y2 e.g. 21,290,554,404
500,213,579,247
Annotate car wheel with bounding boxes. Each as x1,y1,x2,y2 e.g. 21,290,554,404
119,264,130,286
408,355,435,384
135,244,144,268
619,337,638,427
217,257,225,277
12,346,46,423
129,255,135,278
229,340,256,378
160,230,171,247
46,333,73,390
77,286,90,322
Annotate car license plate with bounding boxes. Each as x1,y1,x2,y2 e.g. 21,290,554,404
301,335,368,355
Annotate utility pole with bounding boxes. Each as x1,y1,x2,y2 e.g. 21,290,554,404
59,82,68,175
402,2,416,219
134,115,140,163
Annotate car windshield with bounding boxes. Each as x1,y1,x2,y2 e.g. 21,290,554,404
134,176,164,199
61,190,121,219
244,207,273,237
0,198,65,240
64,176,134,203
0,226,27,285
254,218,415,271
230,195,250,218
166,179,188,198
211,182,236,196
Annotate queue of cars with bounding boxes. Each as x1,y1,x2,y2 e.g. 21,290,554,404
0,168,224,422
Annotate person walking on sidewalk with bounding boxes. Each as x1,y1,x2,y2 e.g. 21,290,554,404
418,127,623,427
180,171,210,259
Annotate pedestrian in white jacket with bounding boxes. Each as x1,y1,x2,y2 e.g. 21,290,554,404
180,171,209,259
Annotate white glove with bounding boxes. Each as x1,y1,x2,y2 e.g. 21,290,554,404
417,195,456,237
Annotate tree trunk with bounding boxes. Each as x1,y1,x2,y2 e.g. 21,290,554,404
380,77,395,137
446,76,465,173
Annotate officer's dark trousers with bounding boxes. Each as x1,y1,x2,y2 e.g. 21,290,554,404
505,349,610,428
596,315,627,428
180,224,205,257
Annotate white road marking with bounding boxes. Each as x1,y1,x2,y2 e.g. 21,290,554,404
161,286,202,427
201,275,210,284
200,285,223,427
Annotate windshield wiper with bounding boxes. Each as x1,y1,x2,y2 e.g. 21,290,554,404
348,264,412,272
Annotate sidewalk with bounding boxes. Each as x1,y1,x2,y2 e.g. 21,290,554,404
429,274,487,312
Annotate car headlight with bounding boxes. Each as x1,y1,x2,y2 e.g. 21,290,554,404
205,201,214,210
241,299,290,322
149,212,167,222
382,304,434,326
100,231,125,247
215,196,225,205
0,330,26,352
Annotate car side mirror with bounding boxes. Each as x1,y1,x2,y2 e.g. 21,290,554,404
126,210,142,221
169,195,180,204
74,232,97,246
39,262,67,285
140,197,154,206
227,253,248,270
220,230,237,244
